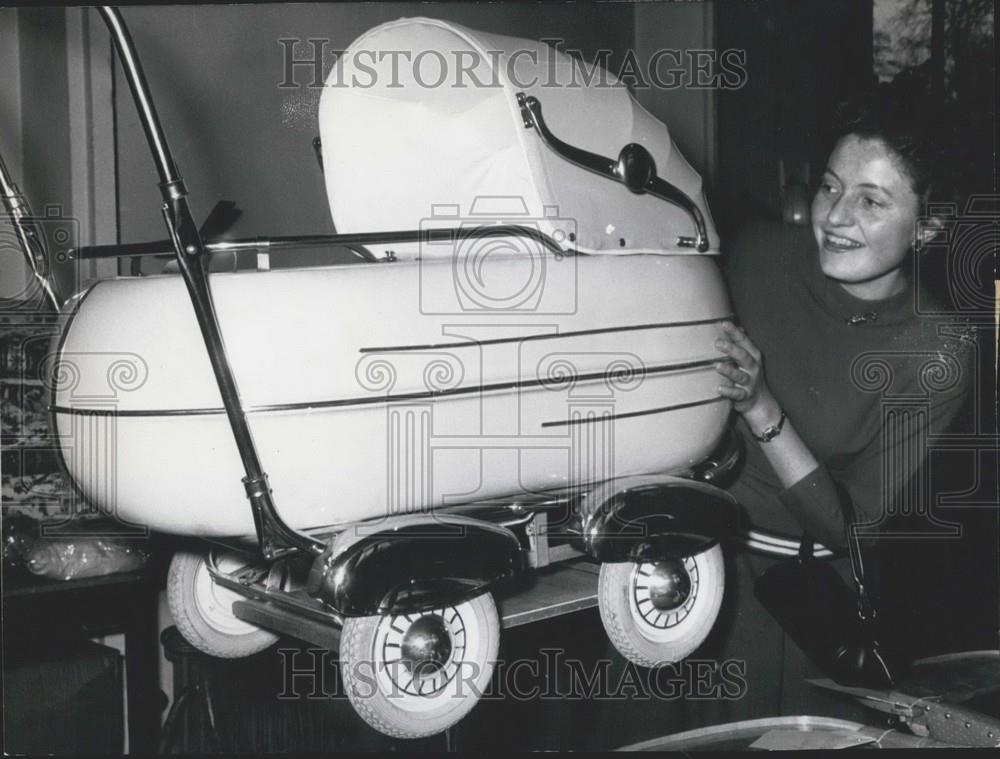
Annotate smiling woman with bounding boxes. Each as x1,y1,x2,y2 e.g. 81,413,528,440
716,89,972,548
812,135,930,300
691,87,980,722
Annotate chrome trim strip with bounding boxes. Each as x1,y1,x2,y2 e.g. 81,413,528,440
70,224,570,261
50,405,224,418
541,396,726,427
359,316,734,354
51,357,722,418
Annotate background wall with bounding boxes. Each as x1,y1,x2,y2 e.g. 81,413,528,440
715,0,875,237
633,2,717,195
1,8,115,304
1,9,76,301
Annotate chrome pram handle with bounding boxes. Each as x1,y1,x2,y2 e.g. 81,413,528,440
98,5,323,559
517,92,710,252
0,152,60,310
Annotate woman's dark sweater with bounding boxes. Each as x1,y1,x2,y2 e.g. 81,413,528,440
721,222,976,549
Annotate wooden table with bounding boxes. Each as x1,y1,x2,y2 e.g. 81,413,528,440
3,568,163,754
498,560,600,627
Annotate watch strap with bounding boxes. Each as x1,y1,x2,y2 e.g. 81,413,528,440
751,409,787,443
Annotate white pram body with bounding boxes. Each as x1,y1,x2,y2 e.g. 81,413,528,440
54,17,731,538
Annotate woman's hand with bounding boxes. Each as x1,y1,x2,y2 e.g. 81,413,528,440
714,322,777,421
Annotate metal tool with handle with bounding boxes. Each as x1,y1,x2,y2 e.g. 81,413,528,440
809,677,1000,747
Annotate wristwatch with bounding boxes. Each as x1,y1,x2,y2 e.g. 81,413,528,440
751,410,787,443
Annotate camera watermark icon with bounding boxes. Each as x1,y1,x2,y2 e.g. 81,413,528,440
534,351,646,401
351,340,652,536
848,345,989,540
915,194,999,318
1,204,78,312
418,196,578,315
850,192,998,543
30,350,151,536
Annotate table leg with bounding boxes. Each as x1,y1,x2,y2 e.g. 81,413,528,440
124,582,163,753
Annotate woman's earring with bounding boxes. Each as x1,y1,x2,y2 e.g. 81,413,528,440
915,218,943,252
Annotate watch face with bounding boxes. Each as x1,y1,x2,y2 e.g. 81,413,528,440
754,412,786,443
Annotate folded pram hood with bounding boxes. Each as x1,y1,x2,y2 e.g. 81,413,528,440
320,17,719,257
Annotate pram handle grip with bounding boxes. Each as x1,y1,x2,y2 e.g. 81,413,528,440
517,92,710,252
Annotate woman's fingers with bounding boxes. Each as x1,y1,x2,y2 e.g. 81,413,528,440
717,322,767,411
717,383,749,401
720,321,762,360
715,337,755,368
714,361,750,384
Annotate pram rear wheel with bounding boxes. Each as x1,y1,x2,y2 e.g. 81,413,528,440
598,543,724,668
338,592,499,739
167,549,279,658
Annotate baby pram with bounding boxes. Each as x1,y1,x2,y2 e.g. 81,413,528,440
6,9,745,738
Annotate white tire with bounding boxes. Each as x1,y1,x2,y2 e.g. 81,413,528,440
598,543,725,668
339,593,500,739
167,549,279,658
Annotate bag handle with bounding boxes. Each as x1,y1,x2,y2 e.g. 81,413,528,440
796,503,895,686
798,525,873,621
797,533,814,562
847,523,878,623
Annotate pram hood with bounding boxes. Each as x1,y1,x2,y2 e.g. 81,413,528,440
319,17,719,257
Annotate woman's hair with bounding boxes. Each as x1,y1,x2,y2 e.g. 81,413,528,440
829,87,957,206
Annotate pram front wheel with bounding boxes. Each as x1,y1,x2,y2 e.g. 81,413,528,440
598,543,724,668
338,592,500,739
167,549,280,658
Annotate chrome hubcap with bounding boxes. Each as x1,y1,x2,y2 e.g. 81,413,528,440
632,557,700,631
401,615,452,677
379,608,468,697
646,559,691,611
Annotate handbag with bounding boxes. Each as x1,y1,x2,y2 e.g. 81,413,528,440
753,525,897,689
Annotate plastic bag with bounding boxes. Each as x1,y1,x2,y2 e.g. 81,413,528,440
24,536,151,580
3,513,40,571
